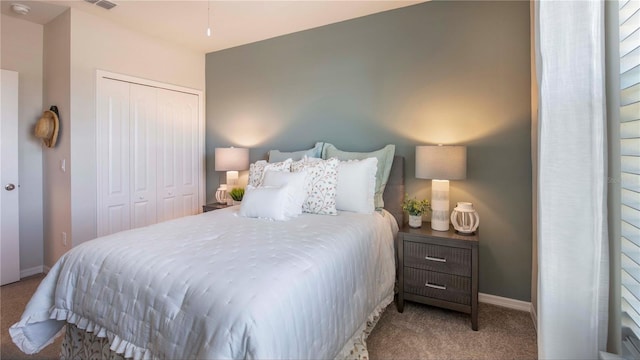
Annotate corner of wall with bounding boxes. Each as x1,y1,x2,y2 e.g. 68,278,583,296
529,0,539,320
604,0,621,354
42,9,72,268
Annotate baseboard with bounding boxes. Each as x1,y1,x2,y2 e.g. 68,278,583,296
478,292,532,312
43,265,51,274
530,303,538,331
20,266,44,278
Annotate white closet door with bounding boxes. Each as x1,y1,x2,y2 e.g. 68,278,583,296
156,89,199,222
97,72,202,236
97,79,131,236
130,84,158,229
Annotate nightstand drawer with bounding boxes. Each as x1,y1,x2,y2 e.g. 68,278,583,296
404,240,471,276
404,267,471,305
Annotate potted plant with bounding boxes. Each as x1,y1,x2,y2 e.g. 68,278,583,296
402,194,431,228
229,187,245,206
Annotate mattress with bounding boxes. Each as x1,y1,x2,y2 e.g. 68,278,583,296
10,207,398,359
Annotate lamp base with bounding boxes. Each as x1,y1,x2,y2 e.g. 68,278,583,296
431,216,449,231
431,179,450,231
226,171,239,205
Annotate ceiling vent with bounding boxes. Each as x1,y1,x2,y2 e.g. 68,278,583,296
96,1,116,10
84,0,117,10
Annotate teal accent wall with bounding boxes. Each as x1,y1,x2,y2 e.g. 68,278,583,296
206,1,532,301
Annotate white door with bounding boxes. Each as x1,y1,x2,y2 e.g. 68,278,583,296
0,69,20,285
130,84,158,228
156,89,199,222
97,78,131,237
97,73,201,235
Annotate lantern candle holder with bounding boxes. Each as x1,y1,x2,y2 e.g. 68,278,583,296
450,202,480,235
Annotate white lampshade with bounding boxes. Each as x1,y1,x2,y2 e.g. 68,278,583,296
415,145,467,232
416,145,466,180
215,147,249,172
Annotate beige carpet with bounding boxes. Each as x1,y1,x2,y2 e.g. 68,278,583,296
1,275,60,360
368,302,537,359
1,275,537,359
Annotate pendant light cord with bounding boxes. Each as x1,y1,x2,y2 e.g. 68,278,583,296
207,1,211,37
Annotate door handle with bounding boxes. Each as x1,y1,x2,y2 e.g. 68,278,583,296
5,183,15,191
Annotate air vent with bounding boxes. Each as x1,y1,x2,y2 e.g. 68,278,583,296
83,0,117,10
96,0,116,10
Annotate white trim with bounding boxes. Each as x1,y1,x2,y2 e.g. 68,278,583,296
530,303,538,331
20,266,44,278
96,70,202,96
479,292,531,312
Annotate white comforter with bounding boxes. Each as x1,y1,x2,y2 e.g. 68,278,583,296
10,207,397,359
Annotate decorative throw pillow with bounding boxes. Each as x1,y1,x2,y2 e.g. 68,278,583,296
268,142,324,162
248,159,292,187
238,185,292,221
291,157,339,215
322,144,395,209
262,170,308,218
335,158,378,214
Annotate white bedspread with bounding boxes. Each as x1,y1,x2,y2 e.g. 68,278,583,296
10,207,397,359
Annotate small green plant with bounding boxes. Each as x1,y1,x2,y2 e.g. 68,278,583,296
401,194,431,216
229,187,245,201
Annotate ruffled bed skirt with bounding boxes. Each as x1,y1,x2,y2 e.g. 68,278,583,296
61,296,392,360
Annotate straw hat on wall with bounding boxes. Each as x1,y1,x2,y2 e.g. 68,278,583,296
34,109,59,148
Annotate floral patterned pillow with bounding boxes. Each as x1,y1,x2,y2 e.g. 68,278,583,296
291,157,339,215
248,159,292,187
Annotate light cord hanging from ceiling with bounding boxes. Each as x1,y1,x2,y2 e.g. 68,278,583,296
206,1,211,37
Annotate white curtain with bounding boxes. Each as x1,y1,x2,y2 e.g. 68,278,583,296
536,0,609,358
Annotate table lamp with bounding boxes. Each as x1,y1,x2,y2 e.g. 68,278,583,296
215,147,249,204
416,145,466,231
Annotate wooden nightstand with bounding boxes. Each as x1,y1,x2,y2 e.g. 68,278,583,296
397,222,479,331
202,203,230,212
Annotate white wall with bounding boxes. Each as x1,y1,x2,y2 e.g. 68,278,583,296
55,9,204,258
42,10,71,267
1,15,45,275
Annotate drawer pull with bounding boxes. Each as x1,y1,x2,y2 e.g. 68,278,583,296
425,282,447,290
425,255,447,263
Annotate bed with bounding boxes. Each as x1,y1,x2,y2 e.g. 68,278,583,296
10,155,404,360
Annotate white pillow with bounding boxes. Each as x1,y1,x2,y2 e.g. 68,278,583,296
262,170,308,218
291,157,339,215
238,185,292,221
335,157,378,214
248,159,292,187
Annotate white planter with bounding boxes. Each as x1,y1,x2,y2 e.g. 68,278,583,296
450,202,480,234
408,215,423,228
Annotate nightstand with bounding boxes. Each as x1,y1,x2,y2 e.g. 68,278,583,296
202,203,230,212
397,222,479,331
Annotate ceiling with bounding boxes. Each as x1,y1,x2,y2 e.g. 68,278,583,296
1,0,424,53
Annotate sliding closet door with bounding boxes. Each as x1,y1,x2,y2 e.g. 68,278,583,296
97,79,131,236
156,89,199,222
130,84,158,228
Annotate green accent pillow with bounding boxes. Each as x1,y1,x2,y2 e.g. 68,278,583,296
268,142,324,162
322,144,396,209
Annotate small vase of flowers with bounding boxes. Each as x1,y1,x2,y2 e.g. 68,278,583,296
402,194,431,228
